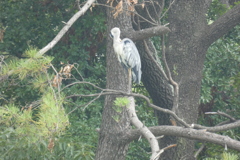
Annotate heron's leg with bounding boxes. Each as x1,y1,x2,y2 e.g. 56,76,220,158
128,68,131,93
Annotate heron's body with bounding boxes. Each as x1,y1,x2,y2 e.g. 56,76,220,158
111,27,142,84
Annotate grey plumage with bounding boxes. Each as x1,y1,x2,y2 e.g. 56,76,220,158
110,27,142,84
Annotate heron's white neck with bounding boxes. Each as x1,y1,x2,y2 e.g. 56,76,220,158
113,35,121,44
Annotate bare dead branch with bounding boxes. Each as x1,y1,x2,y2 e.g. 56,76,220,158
124,25,170,41
194,143,205,158
127,125,240,151
151,0,161,23
153,144,177,159
159,0,175,20
73,64,85,81
205,111,236,122
67,91,103,115
143,40,169,81
61,81,103,91
161,35,179,116
192,120,240,132
127,97,160,160
144,4,158,24
38,0,96,56
65,81,190,127
158,0,165,20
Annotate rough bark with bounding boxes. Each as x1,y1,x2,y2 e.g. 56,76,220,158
157,1,210,159
131,1,240,159
95,2,133,159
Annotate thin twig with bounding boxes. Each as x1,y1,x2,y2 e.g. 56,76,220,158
149,0,161,24
194,143,205,158
145,5,157,24
67,91,103,115
61,81,103,91
94,2,158,26
50,63,61,97
153,144,177,160
143,40,169,81
205,111,236,122
73,63,85,81
65,85,190,127
158,0,165,20
161,35,179,114
159,0,175,20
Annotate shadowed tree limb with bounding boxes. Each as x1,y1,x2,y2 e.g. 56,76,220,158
202,4,240,47
126,125,240,151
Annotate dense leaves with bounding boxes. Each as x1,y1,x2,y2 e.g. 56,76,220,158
1,0,106,159
199,26,240,159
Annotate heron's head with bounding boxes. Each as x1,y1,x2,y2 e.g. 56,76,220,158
110,27,121,39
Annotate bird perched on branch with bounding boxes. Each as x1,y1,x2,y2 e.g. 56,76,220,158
110,27,142,84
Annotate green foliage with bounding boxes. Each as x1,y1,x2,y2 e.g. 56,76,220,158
201,37,240,112
199,25,240,158
0,0,106,159
207,0,229,22
0,91,68,142
1,46,53,80
114,97,130,108
203,152,239,160
37,90,69,138
0,47,70,159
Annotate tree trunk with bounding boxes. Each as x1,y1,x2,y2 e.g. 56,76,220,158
136,1,211,159
142,1,211,159
164,1,209,159
95,2,133,159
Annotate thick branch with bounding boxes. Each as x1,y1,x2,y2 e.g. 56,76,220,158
122,25,171,41
193,120,240,132
203,4,240,47
127,97,160,160
127,125,240,151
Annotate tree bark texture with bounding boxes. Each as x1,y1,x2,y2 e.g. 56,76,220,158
138,1,240,160
95,2,133,159
157,1,210,159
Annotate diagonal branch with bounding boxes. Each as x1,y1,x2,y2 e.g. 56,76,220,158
123,25,170,41
127,125,240,151
38,0,96,56
127,96,160,160
161,35,179,117
205,111,236,122
192,120,240,132
202,4,240,47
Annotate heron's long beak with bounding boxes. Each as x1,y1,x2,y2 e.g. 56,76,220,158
109,33,113,39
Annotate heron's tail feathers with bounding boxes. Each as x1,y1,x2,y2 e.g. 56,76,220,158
132,66,141,84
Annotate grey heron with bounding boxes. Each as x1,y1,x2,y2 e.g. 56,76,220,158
110,27,142,84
